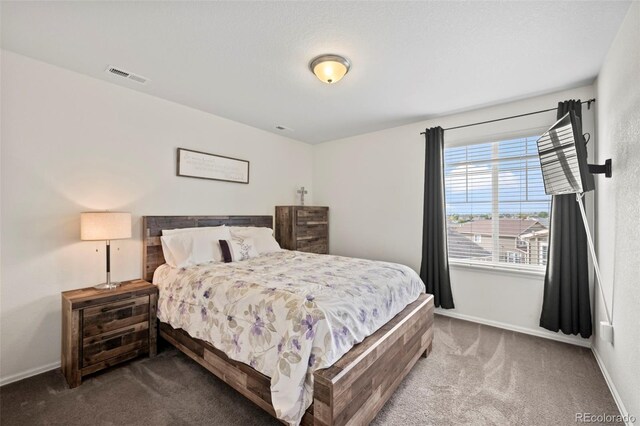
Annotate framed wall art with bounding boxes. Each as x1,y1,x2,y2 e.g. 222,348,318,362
177,148,249,184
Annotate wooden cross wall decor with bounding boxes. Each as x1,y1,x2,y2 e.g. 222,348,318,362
297,186,308,206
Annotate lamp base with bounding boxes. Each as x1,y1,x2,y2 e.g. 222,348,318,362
94,281,121,290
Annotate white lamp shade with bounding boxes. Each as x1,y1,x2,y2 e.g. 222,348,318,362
80,212,132,241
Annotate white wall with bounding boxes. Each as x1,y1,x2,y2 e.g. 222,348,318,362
313,84,596,347
593,1,640,420
0,50,314,384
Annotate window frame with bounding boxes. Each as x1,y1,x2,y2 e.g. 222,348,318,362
449,259,547,276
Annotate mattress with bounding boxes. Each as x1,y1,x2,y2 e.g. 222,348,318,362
153,250,424,425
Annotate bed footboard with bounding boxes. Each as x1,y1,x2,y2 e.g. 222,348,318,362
159,293,434,426
312,293,434,426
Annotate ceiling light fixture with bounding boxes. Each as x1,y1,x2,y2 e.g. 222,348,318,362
309,54,351,84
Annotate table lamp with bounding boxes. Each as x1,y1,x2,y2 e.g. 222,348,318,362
81,211,132,289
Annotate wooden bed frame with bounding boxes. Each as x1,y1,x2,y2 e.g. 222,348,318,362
143,215,434,426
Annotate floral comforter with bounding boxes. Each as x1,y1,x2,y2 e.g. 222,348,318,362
153,250,424,425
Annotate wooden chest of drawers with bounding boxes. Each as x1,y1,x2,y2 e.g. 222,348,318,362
275,206,329,254
61,280,158,388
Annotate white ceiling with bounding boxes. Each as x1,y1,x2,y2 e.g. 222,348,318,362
1,1,631,144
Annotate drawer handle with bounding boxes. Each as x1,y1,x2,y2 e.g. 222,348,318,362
100,327,136,341
110,327,136,339
101,301,135,312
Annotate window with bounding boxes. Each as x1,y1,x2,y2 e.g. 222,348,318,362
505,252,522,264
540,243,549,266
516,237,528,249
445,135,551,270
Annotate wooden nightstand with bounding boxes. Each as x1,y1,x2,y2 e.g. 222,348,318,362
61,279,158,388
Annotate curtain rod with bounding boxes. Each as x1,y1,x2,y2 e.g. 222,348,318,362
420,98,596,134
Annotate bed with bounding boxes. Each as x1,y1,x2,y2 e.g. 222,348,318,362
143,215,434,426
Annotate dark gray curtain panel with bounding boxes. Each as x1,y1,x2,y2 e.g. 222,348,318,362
539,100,592,338
420,127,454,309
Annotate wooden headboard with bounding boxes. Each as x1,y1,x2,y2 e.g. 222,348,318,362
142,215,273,281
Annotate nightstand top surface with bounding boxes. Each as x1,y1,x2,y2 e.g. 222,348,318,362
275,205,328,208
62,279,156,308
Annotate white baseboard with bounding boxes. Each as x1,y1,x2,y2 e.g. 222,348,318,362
591,346,632,425
0,361,60,387
435,309,592,348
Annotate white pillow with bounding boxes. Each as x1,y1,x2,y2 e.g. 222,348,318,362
229,227,281,254
160,234,192,268
162,225,226,236
219,237,260,262
161,226,231,268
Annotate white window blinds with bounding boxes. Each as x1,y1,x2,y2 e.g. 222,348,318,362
444,136,551,269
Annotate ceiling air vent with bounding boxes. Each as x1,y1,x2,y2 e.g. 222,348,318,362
275,125,293,132
105,66,149,85
107,67,130,78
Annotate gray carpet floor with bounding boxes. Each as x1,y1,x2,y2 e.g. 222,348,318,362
0,316,619,425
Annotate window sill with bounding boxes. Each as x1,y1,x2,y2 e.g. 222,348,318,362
449,260,546,278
